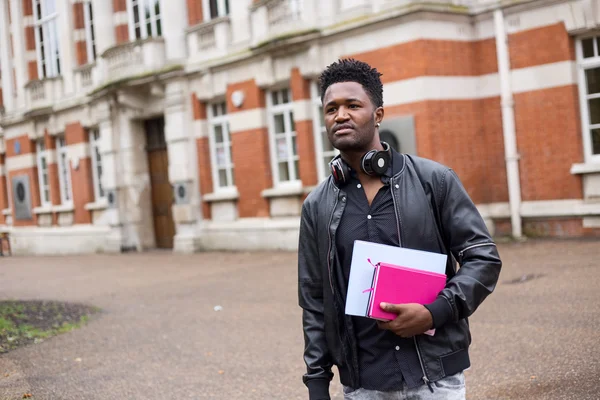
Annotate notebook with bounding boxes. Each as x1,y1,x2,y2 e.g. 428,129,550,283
345,240,447,326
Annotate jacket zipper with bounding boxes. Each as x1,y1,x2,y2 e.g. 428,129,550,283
390,178,402,247
326,189,339,295
414,337,434,393
458,243,497,262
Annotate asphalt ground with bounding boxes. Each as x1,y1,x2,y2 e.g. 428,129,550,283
0,239,598,399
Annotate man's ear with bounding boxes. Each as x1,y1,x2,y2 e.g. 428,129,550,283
375,106,384,126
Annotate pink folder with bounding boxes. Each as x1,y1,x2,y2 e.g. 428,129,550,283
366,262,446,321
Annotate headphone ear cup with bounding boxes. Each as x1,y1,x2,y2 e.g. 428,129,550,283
371,151,390,175
330,158,349,184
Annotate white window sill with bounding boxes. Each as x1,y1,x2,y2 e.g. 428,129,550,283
33,206,53,215
261,181,303,198
2,208,12,216
53,204,74,213
203,188,239,203
570,162,600,175
85,199,108,211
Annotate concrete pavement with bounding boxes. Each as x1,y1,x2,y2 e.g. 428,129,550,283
0,239,598,399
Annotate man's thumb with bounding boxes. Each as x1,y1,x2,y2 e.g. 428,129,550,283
380,302,401,312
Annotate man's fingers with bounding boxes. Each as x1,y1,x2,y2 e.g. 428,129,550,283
380,302,405,313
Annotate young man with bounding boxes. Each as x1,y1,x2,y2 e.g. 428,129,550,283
298,59,502,400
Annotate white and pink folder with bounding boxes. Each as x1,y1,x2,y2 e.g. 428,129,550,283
345,241,448,332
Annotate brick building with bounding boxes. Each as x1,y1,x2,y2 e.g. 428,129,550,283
0,0,599,255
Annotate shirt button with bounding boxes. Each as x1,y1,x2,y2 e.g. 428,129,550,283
367,215,372,220
395,184,399,189
395,346,400,351
357,184,362,188
342,197,346,202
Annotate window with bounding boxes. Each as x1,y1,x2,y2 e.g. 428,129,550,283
83,1,96,62
56,137,72,204
89,128,104,201
34,0,61,78
311,82,339,181
208,102,234,190
36,140,51,207
578,35,600,161
203,0,229,19
268,88,299,184
128,0,161,40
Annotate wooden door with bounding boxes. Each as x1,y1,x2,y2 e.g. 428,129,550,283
145,118,175,249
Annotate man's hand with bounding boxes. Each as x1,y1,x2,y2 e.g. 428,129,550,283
376,303,433,338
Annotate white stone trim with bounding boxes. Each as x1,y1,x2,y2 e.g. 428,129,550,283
477,200,600,219
112,11,129,26
193,120,209,138
23,15,34,26
2,209,11,216
33,206,53,215
84,199,108,211
6,154,36,171
203,187,239,203
261,180,303,198
68,142,91,161
53,204,75,213
25,50,37,62
292,99,313,122
511,61,576,94
0,165,5,177
571,163,600,175
229,108,267,133
74,29,87,42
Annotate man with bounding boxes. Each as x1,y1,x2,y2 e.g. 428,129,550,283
298,59,502,400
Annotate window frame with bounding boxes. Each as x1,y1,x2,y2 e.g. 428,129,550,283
127,0,162,41
267,87,300,186
202,0,229,20
56,137,73,205
311,82,339,182
36,139,51,207
577,34,600,163
89,128,105,201
207,102,235,192
33,0,61,78
83,0,96,63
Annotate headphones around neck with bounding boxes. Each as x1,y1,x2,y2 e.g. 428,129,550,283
330,142,391,185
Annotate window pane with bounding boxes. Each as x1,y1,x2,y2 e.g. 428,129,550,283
44,189,50,203
214,124,224,143
282,89,289,104
588,98,600,125
323,158,331,177
592,128,600,155
276,137,287,160
278,162,289,182
133,3,140,23
292,135,297,156
209,0,218,18
230,167,235,185
271,91,279,106
218,169,227,187
290,112,295,132
586,67,600,95
294,160,300,180
582,38,595,58
216,146,226,167
274,114,285,134
225,0,230,15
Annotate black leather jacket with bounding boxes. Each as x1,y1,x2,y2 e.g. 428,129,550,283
298,152,502,399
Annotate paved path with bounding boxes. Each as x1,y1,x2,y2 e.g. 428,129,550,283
0,240,598,399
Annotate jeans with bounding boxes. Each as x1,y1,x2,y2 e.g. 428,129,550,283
342,372,465,400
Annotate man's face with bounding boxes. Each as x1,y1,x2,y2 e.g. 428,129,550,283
322,81,383,152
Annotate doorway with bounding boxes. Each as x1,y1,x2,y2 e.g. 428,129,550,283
145,117,175,249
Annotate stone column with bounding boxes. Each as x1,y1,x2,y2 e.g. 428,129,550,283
56,0,75,94
164,78,202,253
0,1,14,111
9,0,27,108
159,0,188,61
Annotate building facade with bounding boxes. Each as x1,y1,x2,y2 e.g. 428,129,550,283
0,0,599,255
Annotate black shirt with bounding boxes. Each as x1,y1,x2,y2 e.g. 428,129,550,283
336,162,424,391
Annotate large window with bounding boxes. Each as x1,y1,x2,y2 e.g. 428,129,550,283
204,0,229,19
208,102,234,190
34,0,61,78
56,137,72,205
36,140,51,207
128,0,161,40
268,88,299,184
89,128,104,201
311,82,339,181
578,35,600,161
83,1,97,63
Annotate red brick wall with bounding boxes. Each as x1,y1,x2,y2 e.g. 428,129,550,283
22,0,32,16
112,0,127,12
115,25,129,44
192,94,207,120
73,2,88,66
231,128,271,218
508,23,575,69
23,0,37,80
27,61,38,81
514,85,583,201
187,0,204,26
24,26,35,51
65,123,93,224
227,80,271,217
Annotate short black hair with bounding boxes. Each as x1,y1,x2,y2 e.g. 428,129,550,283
319,58,383,108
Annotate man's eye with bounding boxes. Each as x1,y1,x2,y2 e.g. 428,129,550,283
326,108,337,113
349,104,359,109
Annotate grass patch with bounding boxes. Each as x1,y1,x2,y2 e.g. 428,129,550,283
0,300,99,353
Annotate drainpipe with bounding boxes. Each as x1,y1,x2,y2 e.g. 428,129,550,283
494,8,523,238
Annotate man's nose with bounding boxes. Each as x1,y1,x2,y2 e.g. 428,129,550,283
335,107,349,122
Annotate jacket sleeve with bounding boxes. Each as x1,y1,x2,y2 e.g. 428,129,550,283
425,169,502,329
298,201,334,400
